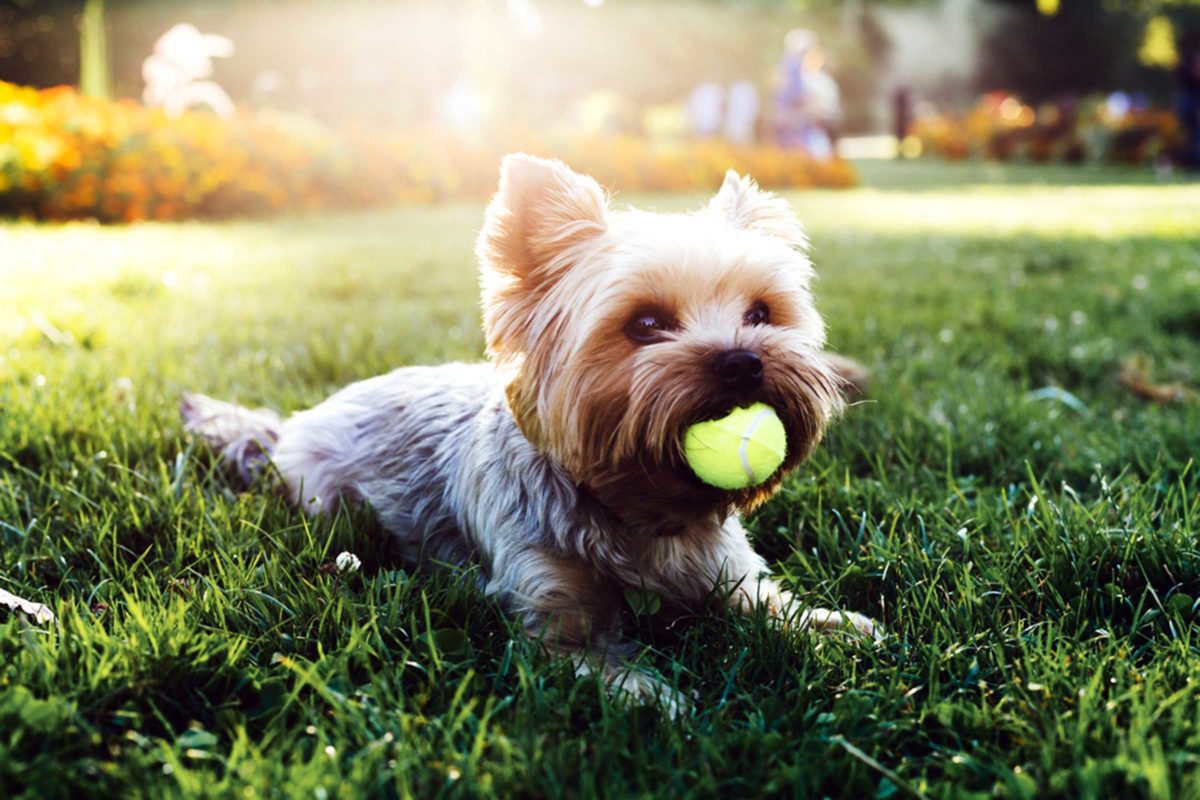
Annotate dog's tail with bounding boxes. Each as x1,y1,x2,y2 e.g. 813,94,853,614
180,392,283,486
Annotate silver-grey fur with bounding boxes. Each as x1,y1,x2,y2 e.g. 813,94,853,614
181,155,880,714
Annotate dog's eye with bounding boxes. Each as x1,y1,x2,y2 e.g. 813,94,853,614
625,309,676,344
743,301,770,327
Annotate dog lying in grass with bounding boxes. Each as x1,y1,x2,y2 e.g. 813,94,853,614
182,154,878,713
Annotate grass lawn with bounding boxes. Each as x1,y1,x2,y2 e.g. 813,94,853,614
2,161,1200,798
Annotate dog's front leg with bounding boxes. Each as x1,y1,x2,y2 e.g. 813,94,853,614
711,520,882,640
488,544,687,715
738,580,881,640
488,544,615,647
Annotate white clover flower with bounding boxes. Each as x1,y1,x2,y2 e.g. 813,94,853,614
335,552,362,574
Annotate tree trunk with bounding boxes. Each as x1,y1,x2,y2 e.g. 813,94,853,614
80,0,111,99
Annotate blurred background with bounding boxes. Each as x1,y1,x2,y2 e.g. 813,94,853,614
7,7,1200,797
1,0,1198,223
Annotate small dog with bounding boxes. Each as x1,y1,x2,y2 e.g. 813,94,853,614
182,155,878,711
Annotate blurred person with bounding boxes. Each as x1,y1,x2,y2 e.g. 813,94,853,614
142,23,235,118
774,28,812,148
687,81,724,138
801,44,842,153
773,29,841,160
1177,33,1200,169
723,81,760,145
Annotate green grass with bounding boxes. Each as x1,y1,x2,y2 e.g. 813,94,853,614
2,161,1200,799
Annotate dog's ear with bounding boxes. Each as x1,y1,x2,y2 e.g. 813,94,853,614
478,154,608,357
478,153,608,284
709,170,807,248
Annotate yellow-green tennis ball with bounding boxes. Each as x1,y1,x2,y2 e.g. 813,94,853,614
683,403,787,490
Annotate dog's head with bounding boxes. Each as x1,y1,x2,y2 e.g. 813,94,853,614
478,154,841,526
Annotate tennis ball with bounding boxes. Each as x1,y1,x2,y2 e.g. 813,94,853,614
683,403,787,490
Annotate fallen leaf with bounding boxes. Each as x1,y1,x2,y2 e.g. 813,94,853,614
0,587,55,624
1117,360,1194,404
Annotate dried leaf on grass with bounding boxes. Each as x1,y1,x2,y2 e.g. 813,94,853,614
0,587,55,624
1117,359,1195,404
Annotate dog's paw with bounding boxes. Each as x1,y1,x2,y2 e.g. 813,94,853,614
609,668,692,719
575,656,691,719
797,607,884,642
731,580,790,619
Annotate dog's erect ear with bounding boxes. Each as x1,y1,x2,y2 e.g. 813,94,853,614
478,154,608,360
709,170,807,248
477,153,608,284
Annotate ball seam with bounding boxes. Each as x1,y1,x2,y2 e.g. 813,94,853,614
738,407,775,483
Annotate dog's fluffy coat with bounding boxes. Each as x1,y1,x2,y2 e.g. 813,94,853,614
182,154,876,708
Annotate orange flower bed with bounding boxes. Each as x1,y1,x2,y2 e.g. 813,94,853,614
0,82,855,223
907,91,1182,166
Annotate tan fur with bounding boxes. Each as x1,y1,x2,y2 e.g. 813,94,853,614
183,155,879,716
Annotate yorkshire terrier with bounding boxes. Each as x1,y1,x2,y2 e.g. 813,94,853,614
182,154,879,713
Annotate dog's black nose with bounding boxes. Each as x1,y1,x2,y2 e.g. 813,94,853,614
713,349,763,392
